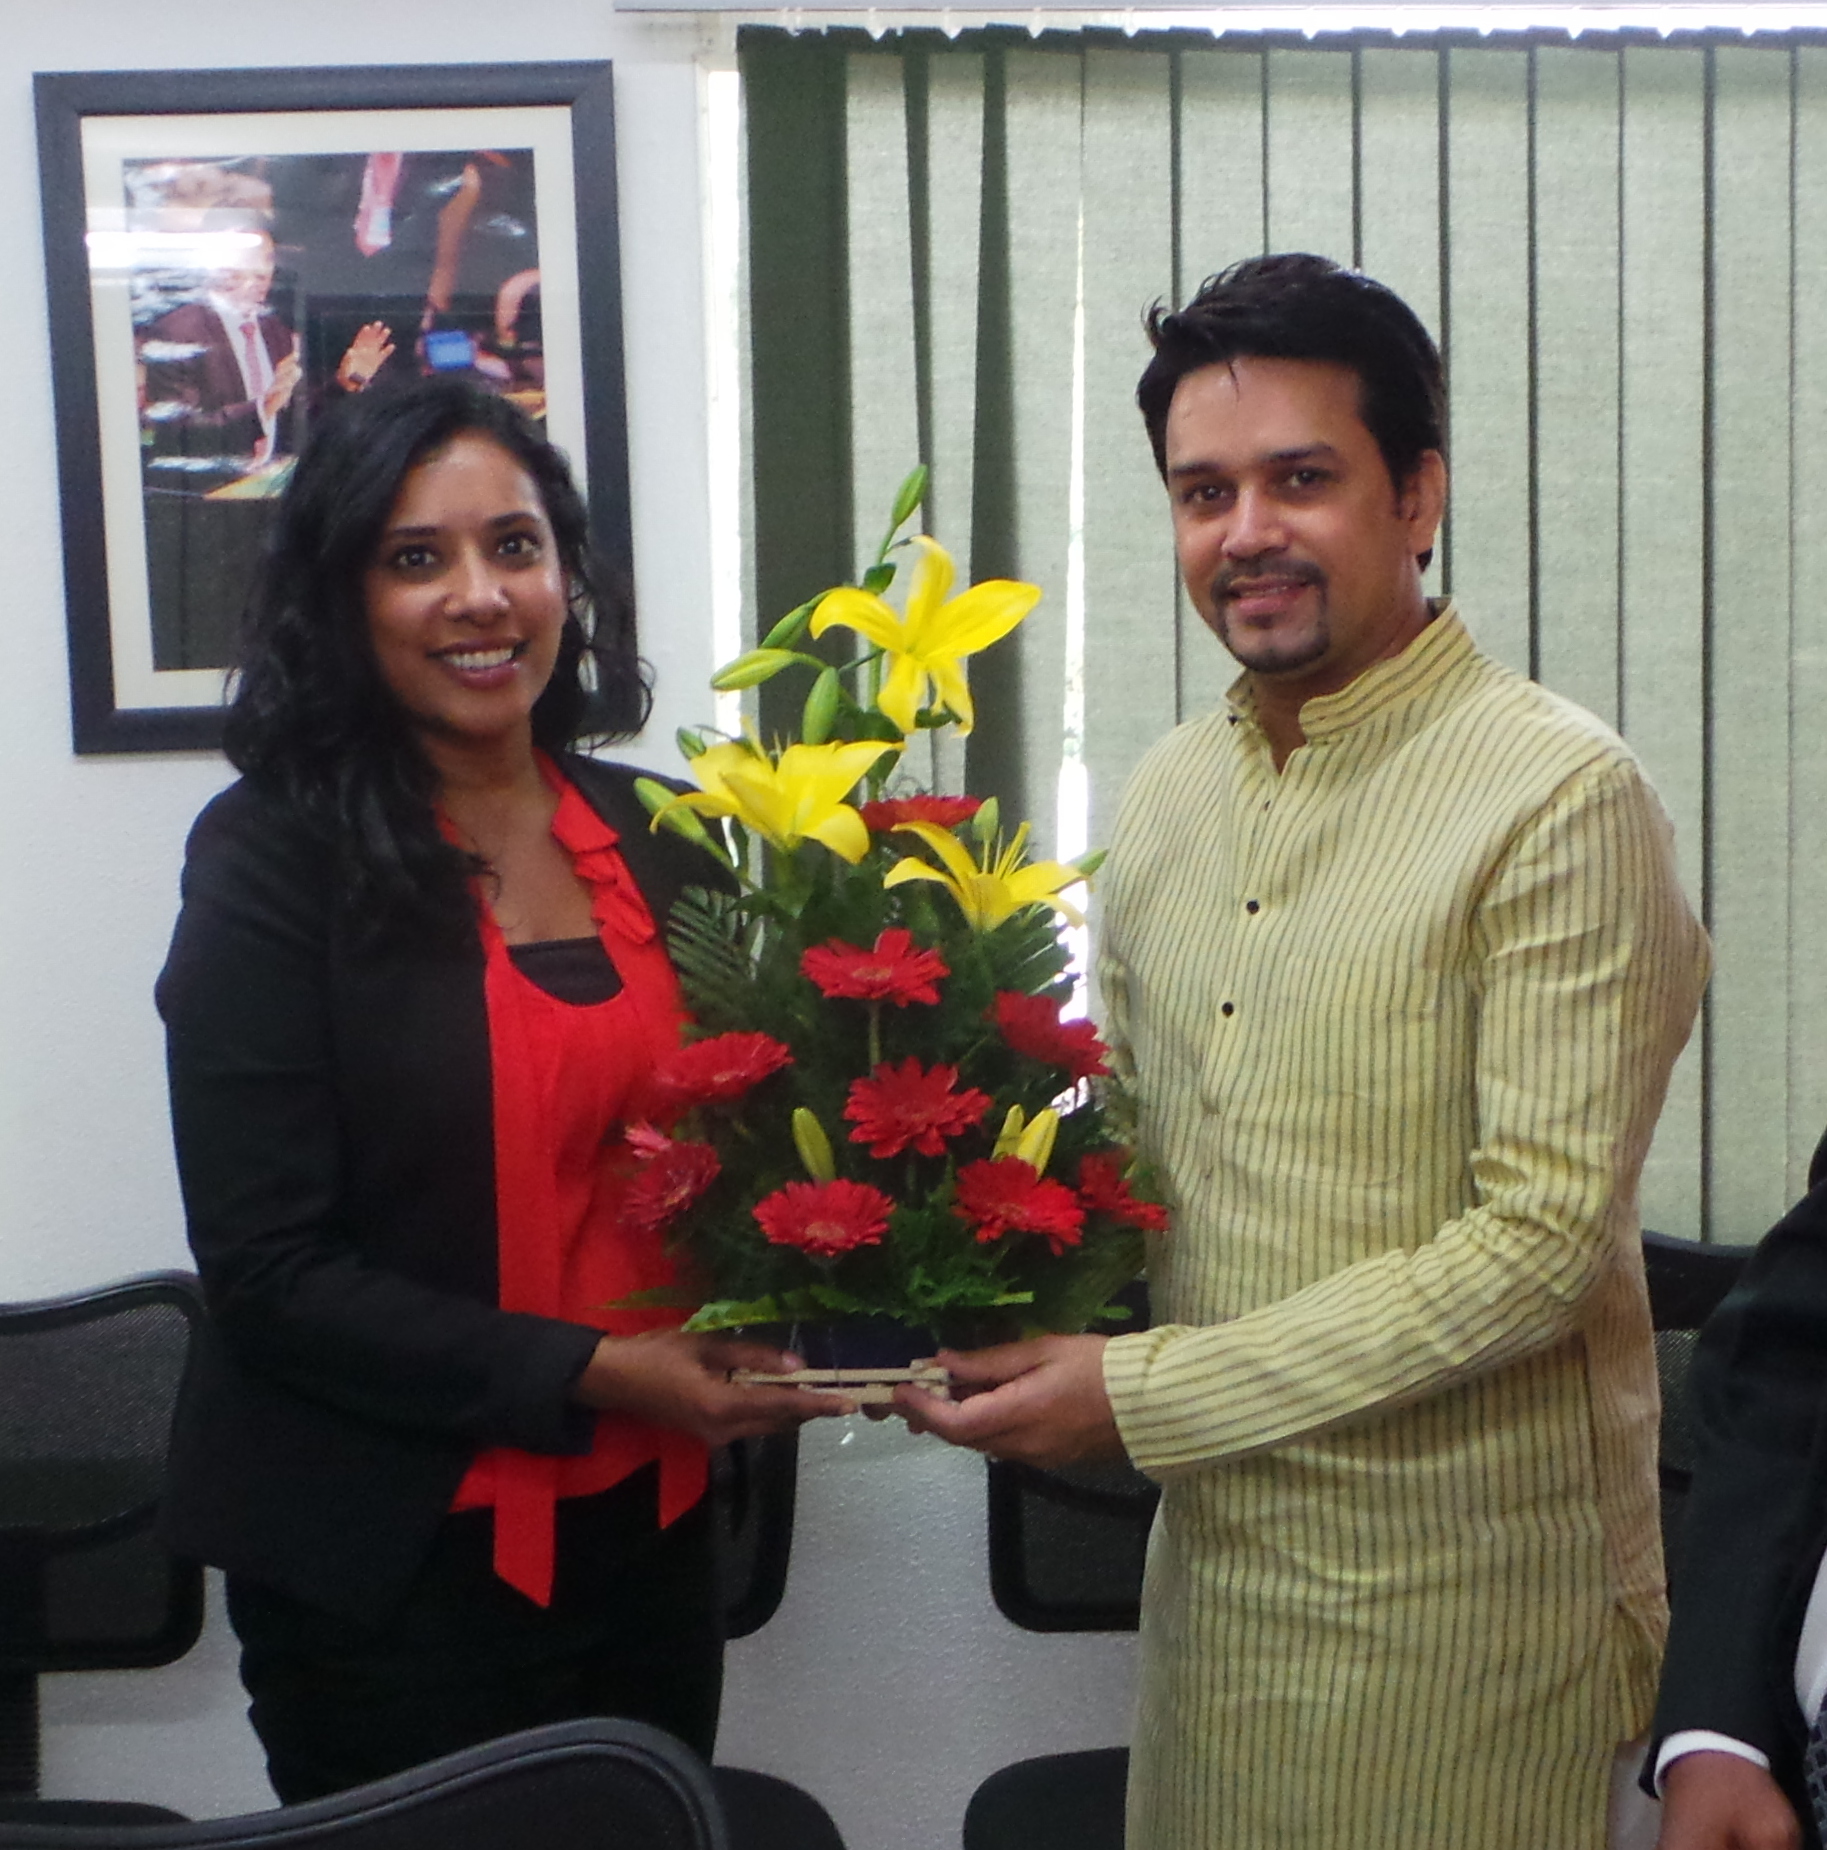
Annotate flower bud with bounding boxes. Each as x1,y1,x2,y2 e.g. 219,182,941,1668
761,596,821,650
711,648,799,691
792,1107,837,1182
890,463,930,530
801,667,842,746
992,1104,1027,1160
1014,1107,1059,1176
971,797,1001,847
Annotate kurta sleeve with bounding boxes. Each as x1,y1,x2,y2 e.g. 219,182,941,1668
157,787,601,1455
1102,754,1709,1477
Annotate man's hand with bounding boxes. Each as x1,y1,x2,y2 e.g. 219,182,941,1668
262,352,303,425
1657,1751,1801,1850
892,1334,1125,1468
573,1331,854,1446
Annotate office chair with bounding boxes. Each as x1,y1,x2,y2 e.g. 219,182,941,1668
0,1272,205,1819
0,1718,726,1850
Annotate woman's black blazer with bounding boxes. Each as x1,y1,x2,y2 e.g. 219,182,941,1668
156,755,721,1626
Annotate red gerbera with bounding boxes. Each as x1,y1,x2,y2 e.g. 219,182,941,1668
844,1058,991,1159
859,795,983,833
953,1157,1086,1253
993,992,1111,1082
621,1131,721,1236
653,1032,793,1107
754,1179,894,1258
801,928,949,1007
1076,1152,1169,1234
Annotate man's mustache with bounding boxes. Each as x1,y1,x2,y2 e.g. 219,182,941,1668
1212,558,1327,600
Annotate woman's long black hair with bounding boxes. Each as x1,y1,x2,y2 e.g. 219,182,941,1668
224,377,651,939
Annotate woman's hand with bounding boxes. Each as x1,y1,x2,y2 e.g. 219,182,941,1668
573,1331,854,1445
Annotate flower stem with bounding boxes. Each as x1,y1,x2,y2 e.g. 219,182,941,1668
868,1000,882,1072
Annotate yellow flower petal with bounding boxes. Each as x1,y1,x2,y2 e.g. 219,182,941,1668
876,655,930,736
901,535,956,634
926,657,976,733
891,821,982,884
920,578,1042,657
810,587,904,652
806,807,872,863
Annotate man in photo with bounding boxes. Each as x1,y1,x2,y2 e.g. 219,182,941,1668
139,226,302,468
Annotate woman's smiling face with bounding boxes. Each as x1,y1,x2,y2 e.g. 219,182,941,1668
361,429,568,757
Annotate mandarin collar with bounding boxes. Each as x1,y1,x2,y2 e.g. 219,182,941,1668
1222,600,1470,742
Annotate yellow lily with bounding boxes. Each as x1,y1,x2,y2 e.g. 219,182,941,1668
809,536,1041,736
883,820,1089,930
651,736,898,864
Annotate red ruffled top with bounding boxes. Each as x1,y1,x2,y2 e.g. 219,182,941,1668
451,759,708,1606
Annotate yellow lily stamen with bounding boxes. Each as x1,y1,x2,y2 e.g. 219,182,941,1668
882,820,1089,931
809,536,1041,736
649,735,899,864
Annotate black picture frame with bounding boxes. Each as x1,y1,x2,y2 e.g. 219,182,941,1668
34,61,628,755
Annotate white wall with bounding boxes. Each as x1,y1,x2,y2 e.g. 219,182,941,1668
0,9,1135,1845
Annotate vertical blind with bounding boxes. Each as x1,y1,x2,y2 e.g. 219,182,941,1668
741,27,1827,1243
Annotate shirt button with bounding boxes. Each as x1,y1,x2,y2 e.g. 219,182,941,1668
1245,899,1260,914
1221,1002,1235,1017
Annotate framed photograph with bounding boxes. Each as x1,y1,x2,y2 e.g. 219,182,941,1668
34,62,627,754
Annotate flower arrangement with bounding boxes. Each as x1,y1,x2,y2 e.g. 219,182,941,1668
631,470,1161,1345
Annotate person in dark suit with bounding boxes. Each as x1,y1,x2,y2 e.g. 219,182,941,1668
156,378,848,1803
1647,1133,1827,1850
139,229,303,466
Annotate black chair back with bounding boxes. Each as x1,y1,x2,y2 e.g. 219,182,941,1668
1642,1228,1756,1587
0,1274,205,1799
985,1284,1157,1633
0,1719,728,1850
710,1436,796,1640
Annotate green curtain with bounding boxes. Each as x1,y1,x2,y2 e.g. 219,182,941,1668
741,27,1827,1243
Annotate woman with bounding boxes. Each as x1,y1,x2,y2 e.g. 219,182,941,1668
156,378,844,1803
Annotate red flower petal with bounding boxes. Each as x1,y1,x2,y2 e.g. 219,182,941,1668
859,795,983,833
754,1179,894,1258
992,992,1111,1082
1076,1152,1169,1234
653,1032,793,1107
953,1156,1086,1254
622,1136,721,1236
843,1057,991,1159
801,928,949,1007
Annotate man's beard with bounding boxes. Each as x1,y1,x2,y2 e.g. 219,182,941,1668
1207,558,1331,676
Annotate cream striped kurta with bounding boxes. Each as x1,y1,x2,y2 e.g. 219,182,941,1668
1097,607,1709,1850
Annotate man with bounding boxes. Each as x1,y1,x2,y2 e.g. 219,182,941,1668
139,227,303,467
900,253,1709,1848
1648,1140,1827,1850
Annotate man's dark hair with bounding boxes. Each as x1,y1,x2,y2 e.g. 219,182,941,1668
1137,253,1446,491
224,375,650,937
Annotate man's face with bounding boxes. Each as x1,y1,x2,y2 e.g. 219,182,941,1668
1164,356,1445,699
216,234,276,314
